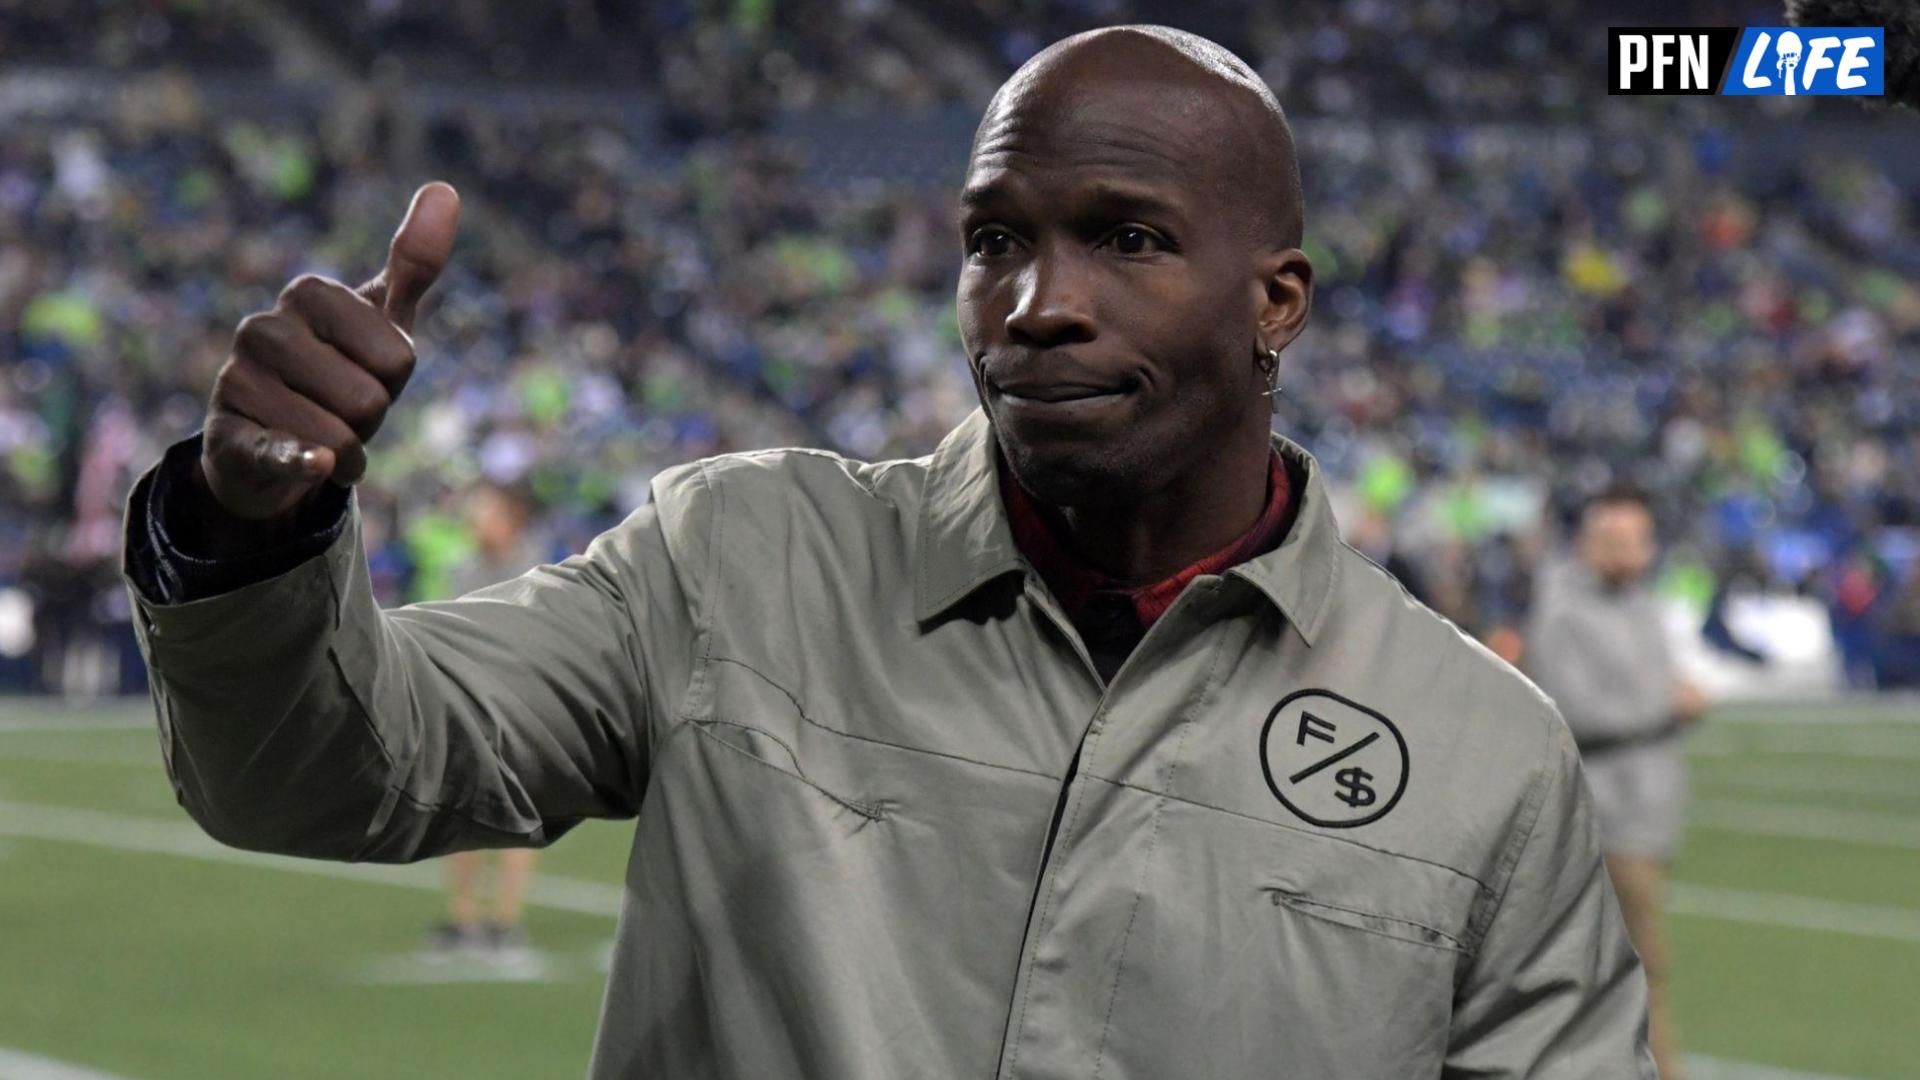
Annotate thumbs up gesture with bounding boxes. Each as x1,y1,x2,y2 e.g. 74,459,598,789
197,182,461,522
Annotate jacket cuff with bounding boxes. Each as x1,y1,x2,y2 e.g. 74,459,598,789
122,433,352,606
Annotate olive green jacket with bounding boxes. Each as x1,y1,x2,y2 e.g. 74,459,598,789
124,406,1652,1078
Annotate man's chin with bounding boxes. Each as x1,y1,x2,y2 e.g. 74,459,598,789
994,431,1141,512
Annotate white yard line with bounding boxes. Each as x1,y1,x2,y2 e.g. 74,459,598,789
0,1050,139,1080
1697,778,1920,810
1689,799,1920,851
1684,1055,1862,1080
0,800,623,917
0,745,165,768
7,800,1919,948
1701,697,1920,725
0,715,150,734
1689,729,1920,760
1670,884,1920,946
1693,762,1920,802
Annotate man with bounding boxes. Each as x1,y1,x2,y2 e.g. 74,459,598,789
1527,486,1709,1080
122,26,1652,1078
427,481,550,956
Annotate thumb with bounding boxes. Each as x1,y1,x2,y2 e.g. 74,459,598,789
367,181,461,334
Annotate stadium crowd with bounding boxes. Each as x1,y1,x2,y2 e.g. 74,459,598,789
4,0,1918,695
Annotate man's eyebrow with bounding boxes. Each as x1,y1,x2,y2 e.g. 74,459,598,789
958,181,1187,220
1078,183,1186,222
958,184,1007,210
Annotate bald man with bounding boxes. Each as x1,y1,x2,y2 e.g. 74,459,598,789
121,25,1652,1079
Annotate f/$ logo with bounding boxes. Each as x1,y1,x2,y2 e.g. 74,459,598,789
1258,690,1410,829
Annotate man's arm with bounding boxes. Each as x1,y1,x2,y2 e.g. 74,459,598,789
123,446,707,863
1443,722,1655,1078
122,180,709,864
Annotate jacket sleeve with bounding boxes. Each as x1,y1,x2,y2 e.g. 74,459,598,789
129,434,352,605
1442,722,1655,1078
120,451,711,864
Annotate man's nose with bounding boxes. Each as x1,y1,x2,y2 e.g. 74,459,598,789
1005,252,1096,348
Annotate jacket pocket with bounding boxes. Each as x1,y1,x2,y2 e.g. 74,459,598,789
1252,824,1479,955
1085,799,1475,1080
1258,884,1467,952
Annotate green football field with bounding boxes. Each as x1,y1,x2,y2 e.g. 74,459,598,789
2,696,1915,1079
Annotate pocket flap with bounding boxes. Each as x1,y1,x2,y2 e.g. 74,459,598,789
1255,826,1483,951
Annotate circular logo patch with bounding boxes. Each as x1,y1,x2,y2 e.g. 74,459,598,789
1258,689,1409,828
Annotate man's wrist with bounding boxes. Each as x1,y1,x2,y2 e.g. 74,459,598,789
177,454,319,562
135,433,351,603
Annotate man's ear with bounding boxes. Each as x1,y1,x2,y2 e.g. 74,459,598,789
1254,248,1313,351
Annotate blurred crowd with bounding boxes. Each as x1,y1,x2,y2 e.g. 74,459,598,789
3,0,1918,695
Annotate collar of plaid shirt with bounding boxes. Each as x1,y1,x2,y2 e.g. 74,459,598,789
996,447,1298,636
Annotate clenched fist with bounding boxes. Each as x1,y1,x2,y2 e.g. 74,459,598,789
196,182,461,523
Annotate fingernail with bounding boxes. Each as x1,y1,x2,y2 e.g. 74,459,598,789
298,448,320,471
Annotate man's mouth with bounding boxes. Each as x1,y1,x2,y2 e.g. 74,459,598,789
991,378,1136,405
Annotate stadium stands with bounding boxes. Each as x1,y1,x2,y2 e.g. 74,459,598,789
3,0,1917,695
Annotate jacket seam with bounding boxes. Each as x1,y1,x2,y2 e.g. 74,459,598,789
318,509,409,792
686,722,890,822
1462,721,1557,960
727,445,900,502
1080,772,1489,891
358,786,555,861
704,654,1058,782
663,460,725,743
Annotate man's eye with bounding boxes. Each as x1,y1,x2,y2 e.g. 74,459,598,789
1104,226,1164,255
969,228,1015,258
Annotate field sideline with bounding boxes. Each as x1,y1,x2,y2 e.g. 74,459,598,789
2,696,1915,1079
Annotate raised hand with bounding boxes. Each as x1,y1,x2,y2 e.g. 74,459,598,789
197,182,461,522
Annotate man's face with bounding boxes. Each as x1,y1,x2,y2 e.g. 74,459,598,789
1580,502,1657,587
468,488,525,555
955,73,1287,508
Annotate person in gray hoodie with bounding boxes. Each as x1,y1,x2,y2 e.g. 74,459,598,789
1528,484,1709,1080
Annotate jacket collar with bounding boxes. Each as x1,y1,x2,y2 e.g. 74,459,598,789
914,407,1026,622
913,405,1339,646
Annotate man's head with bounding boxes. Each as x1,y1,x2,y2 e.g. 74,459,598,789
1577,485,1658,588
956,25,1312,509
467,481,530,558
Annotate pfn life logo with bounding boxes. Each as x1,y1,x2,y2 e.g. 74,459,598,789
1609,27,1884,96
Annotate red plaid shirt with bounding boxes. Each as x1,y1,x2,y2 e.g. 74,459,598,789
998,450,1297,640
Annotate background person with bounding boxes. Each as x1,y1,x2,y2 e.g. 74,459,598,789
1527,484,1711,1080
427,481,550,955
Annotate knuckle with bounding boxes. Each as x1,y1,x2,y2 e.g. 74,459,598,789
233,312,280,352
282,273,334,304
339,381,390,430
384,339,419,388
211,354,260,403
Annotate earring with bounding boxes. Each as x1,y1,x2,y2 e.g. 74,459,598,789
1258,345,1284,412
